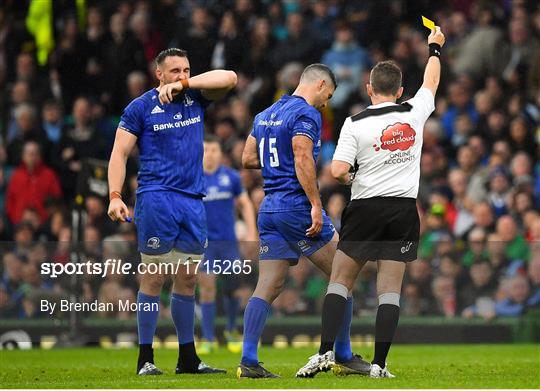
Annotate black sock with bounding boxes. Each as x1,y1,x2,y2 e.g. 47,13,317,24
176,342,201,372
372,304,400,367
319,293,347,355
137,344,154,370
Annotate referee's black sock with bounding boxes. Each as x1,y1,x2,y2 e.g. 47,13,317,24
372,304,400,368
176,342,201,372
319,285,348,355
137,344,154,371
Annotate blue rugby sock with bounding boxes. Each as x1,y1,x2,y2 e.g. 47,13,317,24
171,293,195,344
137,292,160,345
224,295,240,332
200,302,216,342
241,297,270,366
335,296,354,362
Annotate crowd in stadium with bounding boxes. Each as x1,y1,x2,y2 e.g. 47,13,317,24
0,0,539,321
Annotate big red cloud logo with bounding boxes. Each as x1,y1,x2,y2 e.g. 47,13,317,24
373,122,416,152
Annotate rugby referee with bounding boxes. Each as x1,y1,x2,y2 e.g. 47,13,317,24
297,26,445,378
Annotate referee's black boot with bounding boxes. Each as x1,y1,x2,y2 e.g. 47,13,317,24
176,361,226,374
332,353,371,376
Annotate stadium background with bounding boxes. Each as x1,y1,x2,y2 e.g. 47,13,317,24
0,0,539,348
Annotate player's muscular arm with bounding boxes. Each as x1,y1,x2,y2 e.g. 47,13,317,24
421,26,445,97
331,160,353,184
159,70,237,104
196,70,238,100
293,135,323,237
107,129,137,221
236,193,258,242
242,135,261,169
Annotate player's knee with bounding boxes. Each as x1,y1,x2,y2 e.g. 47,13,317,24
200,285,216,302
265,278,286,300
181,272,197,290
253,278,283,302
140,272,165,294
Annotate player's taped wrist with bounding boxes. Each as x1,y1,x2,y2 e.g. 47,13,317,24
180,79,190,90
110,191,122,201
429,43,442,58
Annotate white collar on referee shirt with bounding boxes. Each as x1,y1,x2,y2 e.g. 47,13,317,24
367,101,398,109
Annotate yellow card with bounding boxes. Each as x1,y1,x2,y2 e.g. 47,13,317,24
421,15,435,30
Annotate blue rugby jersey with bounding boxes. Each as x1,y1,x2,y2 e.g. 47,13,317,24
203,165,243,241
118,88,210,197
250,94,322,212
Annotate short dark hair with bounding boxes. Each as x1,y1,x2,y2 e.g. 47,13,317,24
300,63,338,89
204,134,222,146
155,48,188,66
370,60,402,95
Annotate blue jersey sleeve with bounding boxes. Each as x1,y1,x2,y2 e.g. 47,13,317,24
188,89,212,109
231,170,244,197
291,114,320,142
118,98,145,137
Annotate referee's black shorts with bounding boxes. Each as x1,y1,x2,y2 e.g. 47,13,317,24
337,197,419,263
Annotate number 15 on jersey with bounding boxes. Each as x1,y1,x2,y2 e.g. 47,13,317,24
259,137,280,167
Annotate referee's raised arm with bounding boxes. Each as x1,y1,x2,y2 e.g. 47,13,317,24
421,26,445,97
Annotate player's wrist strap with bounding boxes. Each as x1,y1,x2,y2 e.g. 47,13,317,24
180,79,190,89
110,191,122,201
429,43,441,58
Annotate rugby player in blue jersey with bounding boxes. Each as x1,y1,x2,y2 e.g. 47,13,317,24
237,64,371,378
198,135,257,354
107,48,236,376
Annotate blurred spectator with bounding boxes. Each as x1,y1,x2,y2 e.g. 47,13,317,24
271,12,319,70
453,4,505,79
321,22,369,109
214,117,239,153
471,201,496,233
41,99,65,146
326,193,346,232
431,275,457,317
527,257,540,309
51,17,89,112
211,11,244,71
487,166,512,217
124,71,148,109
496,215,529,263
58,96,106,198
0,144,13,210
441,83,478,142
130,11,164,66
5,141,61,225
485,232,509,276
462,227,488,267
13,52,51,107
448,168,474,237
508,117,537,157
494,275,531,317
102,12,146,113
174,7,215,75
1,252,25,317
419,203,452,259
459,261,497,311
406,260,433,304
85,194,116,238
7,103,49,166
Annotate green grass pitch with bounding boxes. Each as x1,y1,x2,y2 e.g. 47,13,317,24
0,344,539,388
